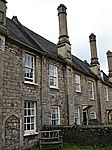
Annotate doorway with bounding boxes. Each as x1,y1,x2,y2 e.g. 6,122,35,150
83,111,88,125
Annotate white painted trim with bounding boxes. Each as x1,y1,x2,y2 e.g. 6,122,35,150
24,81,38,85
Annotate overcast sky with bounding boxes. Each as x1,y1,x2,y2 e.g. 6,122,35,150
6,0,112,74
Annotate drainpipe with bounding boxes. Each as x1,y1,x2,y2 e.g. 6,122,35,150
40,54,44,129
63,64,69,125
96,79,102,122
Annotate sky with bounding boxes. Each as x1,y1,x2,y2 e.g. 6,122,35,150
6,0,112,74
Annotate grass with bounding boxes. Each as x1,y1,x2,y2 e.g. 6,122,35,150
33,143,112,150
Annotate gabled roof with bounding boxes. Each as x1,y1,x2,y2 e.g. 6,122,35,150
6,17,57,57
72,55,92,75
6,17,111,85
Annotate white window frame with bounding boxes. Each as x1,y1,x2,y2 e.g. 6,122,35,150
51,106,60,125
24,101,36,135
75,74,81,92
90,111,96,119
104,86,109,101
49,64,58,88
88,81,94,99
74,107,80,125
25,53,35,83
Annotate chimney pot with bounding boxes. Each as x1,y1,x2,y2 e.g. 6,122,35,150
107,50,112,80
57,4,71,61
57,4,67,15
89,33,100,76
89,33,96,42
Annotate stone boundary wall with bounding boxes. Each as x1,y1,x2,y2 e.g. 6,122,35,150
44,125,112,147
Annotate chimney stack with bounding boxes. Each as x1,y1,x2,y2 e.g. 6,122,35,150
0,0,7,36
107,50,112,82
57,4,71,61
89,33,100,76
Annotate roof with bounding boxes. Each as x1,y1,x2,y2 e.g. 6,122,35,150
6,17,57,57
6,16,111,85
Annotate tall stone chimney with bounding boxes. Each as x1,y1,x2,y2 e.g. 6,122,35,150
89,33,100,76
57,4,71,61
107,50,112,82
0,0,7,35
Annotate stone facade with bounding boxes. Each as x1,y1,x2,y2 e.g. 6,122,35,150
0,1,112,149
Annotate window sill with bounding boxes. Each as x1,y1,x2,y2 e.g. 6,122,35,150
24,131,39,136
24,81,38,86
49,86,59,90
89,98,95,101
76,90,81,93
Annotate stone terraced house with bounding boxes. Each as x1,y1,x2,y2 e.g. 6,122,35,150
0,0,112,149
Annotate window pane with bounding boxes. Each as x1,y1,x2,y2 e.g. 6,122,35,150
50,77,54,86
27,124,30,130
31,124,34,130
24,110,27,116
27,117,30,123
24,117,26,123
31,109,34,115
31,117,34,123
28,102,30,108
24,124,26,130
31,102,34,108
28,109,31,115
